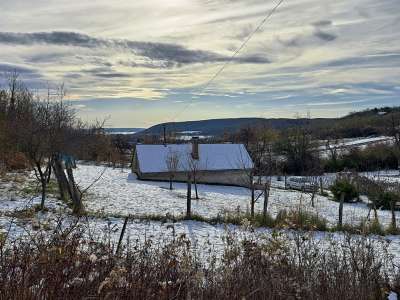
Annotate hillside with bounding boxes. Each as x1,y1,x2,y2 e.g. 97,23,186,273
136,106,400,139
138,117,333,137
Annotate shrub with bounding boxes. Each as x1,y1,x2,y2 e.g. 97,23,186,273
386,224,400,235
330,179,359,202
251,212,275,228
210,212,275,228
323,144,400,173
2,152,30,170
376,191,399,211
358,218,385,236
275,208,327,231
0,219,395,299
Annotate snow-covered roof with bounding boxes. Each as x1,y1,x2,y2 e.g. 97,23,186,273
135,144,253,173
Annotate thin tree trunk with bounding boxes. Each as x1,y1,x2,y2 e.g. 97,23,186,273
338,192,345,228
194,175,199,200
66,166,82,213
169,176,173,190
311,191,316,208
373,200,378,221
35,162,47,211
319,177,324,194
40,179,46,210
391,200,397,229
46,166,52,184
53,156,69,201
355,176,360,202
251,184,255,218
116,216,129,255
186,175,192,218
263,183,270,219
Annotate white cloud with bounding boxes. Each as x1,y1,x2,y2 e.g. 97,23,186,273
0,0,399,126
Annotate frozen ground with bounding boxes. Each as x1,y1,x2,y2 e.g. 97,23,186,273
1,164,400,299
0,172,65,235
317,136,394,158
75,164,400,227
1,165,400,277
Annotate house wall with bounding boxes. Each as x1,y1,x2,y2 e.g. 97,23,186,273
136,170,252,187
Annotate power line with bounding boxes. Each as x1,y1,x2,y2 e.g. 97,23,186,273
170,0,285,122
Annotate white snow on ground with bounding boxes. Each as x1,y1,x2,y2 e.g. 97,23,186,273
2,164,400,266
0,172,68,237
335,136,392,148
75,164,400,227
361,170,400,184
318,136,393,150
317,136,393,158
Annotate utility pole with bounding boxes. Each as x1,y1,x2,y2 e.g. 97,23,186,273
163,124,167,146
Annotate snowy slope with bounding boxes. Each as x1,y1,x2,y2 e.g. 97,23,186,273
75,165,400,227
2,165,400,267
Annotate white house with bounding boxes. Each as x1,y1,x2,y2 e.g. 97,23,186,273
132,138,254,187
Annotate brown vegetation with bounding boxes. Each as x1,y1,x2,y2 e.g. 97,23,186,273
0,219,397,299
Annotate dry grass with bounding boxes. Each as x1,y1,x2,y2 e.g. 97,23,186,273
0,218,398,299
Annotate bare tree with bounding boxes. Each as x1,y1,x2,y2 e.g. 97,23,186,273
263,176,272,219
6,71,20,121
240,127,277,219
325,137,340,168
5,83,60,210
15,94,54,210
276,126,320,175
1,74,109,212
236,147,258,217
187,156,199,199
165,149,180,190
260,143,274,218
187,155,208,200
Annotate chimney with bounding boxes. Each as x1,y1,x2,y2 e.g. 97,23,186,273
191,137,199,160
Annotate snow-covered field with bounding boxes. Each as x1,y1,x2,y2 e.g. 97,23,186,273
317,136,394,158
75,164,400,227
2,163,400,267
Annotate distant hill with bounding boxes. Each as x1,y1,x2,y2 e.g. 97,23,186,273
105,128,145,135
136,106,400,139
138,117,334,137
343,106,400,119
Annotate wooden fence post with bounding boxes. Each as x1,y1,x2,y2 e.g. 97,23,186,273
319,177,324,194
116,216,129,255
338,192,345,228
186,175,192,218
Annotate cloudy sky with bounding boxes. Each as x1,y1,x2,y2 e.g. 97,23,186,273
0,0,399,127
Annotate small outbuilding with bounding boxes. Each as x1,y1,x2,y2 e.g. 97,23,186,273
132,138,254,187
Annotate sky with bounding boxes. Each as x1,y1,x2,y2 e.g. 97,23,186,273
0,0,399,128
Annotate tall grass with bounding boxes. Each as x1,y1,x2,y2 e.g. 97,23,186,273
0,219,397,299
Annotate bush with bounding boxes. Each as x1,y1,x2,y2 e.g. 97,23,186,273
323,144,400,173
0,219,396,299
386,224,400,235
275,208,327,231
358,218,385,236
376,191,399,210
2,152,30,170
330,179,359,202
